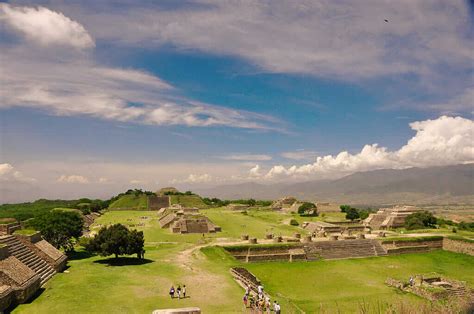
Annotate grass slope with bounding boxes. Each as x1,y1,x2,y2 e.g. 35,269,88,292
109,194,148,210
169,195,207,208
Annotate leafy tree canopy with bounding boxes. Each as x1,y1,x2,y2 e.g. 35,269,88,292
86,224,145,259
28,210,83,251
405,211,437,230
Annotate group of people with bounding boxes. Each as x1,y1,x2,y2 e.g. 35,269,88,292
242,284,281,313
169,285,186,299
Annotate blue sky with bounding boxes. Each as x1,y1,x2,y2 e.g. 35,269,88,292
0,1,473,202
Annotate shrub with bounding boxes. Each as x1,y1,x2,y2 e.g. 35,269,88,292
290,219,299,226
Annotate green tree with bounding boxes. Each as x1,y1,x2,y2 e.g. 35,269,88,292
340,205,351,213
298,202,317,216
404,211,437,230
345,208,360,221
86,224,145,259
28,211,83,251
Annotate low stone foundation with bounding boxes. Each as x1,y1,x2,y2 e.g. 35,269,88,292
443,238,474,256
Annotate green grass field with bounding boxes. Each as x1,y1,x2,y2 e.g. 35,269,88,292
12,208,474,313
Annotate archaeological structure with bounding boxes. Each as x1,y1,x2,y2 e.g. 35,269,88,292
0,219,67,311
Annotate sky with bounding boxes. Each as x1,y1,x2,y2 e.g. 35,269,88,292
0,0,473,202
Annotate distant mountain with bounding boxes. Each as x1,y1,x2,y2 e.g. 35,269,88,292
195,164,474,205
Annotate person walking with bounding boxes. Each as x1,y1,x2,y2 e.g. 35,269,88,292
275,301,281,314
177,285,182,300
169,286,175,299
243,293,248,308
183,285,186,298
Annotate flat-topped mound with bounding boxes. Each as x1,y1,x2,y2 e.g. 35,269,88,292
169,195,207,208
109,194,148,210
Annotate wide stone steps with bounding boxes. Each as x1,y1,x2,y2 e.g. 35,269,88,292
314,240,387,260
0,235,57,285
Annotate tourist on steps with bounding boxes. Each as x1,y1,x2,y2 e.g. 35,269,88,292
169,286,175,299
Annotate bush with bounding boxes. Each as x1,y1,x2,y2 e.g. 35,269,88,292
290,219,299,226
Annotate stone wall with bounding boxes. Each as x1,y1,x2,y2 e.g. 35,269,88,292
443,238,474,256
0,285,13,312
148,196,170,210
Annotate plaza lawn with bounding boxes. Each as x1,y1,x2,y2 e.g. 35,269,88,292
12,209,474,313
243,250,474,313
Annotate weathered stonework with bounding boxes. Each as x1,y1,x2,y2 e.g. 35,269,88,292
364,206,423,229
443,238,474,256
148,196,171,210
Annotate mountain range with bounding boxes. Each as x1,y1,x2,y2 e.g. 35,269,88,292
195,164,474,206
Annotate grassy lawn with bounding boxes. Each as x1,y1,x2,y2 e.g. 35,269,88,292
12,209,474,313
244,250,474,313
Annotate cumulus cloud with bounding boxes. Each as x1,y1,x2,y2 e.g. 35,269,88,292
248,165,262,178
260,116,474,180
57,175,89,184
219,154,272,161
0,3,94,48
0,163,36,182
171,173,213,184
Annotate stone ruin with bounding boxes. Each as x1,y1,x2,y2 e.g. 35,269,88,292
148,195,171,210
364,205,423,230
0,219,67,311
225,239,387,263
271,196,297,210
386,275,473,303
170,216,221,234
158,209,220,234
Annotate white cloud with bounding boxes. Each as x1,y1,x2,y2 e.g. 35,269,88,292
171,173,213,184
0,3,94,48
67,1,472,84
0,4,281,131
281,150,320,161
219,154,272,161
248,165,261,178
260,116,474,180
0,163,36,182
57,175,89,184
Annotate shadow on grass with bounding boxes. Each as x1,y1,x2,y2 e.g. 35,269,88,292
93,257,153,266
67,250,94,261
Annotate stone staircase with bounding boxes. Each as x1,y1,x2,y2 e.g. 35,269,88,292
312,239,387,260
366,214,386,229
0,235,56,285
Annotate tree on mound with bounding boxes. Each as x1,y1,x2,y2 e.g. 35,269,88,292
86,224,145,259
28,210,83,251
298,202,318,216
